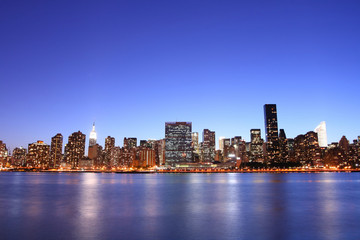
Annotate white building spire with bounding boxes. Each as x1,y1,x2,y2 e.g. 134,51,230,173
89,122,97,146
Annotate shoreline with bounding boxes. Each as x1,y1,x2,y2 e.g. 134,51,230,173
1,169,359,174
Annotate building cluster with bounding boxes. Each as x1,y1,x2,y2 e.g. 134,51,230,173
1,105,360,169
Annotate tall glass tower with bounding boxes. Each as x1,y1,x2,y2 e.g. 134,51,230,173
264,104,280,162
165,122,192,165
314,121,328,148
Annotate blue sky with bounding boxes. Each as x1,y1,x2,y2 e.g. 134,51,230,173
1,0,359,151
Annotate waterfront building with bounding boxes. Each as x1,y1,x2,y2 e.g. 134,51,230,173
64,131,86,168
165,122,193,165
264,104,280,162
0,140,8,159
221,138,231,161
110,146,121,167
105,136,115,165
202,129,215,162
250,129,264,162
12,147,27,166
155,139,166,165
314,121,328,148
50,133,63,168
304,131,321,165
287,138,295,161
27,141,50,168
133,147,156,168
294,135,306,164
339,136,350,154
279,129,289,162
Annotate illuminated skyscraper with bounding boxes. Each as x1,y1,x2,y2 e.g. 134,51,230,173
264,104,280,162
202,129,215,162
89,123,97,147
165,122,192,165
191,132,199,153
51,133,63,168
65,131,86,168
27,141,50,168
12,147,27,166
0,140,8,159
219,137,226,152
250,129,263,162
314,121,328,148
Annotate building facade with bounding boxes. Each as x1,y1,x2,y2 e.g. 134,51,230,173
165,122,192,165
264,104,280,162
50,133,63,168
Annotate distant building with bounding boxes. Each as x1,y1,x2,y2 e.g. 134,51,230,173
202,129,215,162
279,129,288,162
155,139,166,165
50,133,63,168
124,137,137,149
89,123,97,147
314,121,328,148
264,104,280,162
165,122,193,165
219,137,226,152
250,129,264,162
65,131,86,168
109,146,121,167
105,136,115,166
0,140,8,159
12,147,27,166
27,141,50,168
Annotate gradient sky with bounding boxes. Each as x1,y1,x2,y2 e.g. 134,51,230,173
1,0,359,151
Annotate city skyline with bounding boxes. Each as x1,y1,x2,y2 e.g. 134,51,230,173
1,1,359,150
0,105,358,152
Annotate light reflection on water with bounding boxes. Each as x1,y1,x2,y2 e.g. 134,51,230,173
0,172,360,240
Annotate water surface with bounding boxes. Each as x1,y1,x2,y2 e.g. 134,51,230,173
0,172,359,240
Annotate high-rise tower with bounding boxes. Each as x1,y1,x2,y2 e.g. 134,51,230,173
51,133,63,168
165,122,192,165
89,123,97,147
264,104,280,162
314,121,328,148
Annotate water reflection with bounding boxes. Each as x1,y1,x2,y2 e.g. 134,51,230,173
1,172,360,240
77,173,101,239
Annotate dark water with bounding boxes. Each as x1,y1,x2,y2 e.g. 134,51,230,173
1,172,360,240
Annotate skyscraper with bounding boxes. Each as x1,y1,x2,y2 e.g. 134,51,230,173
105,136,115,165
250,129,264,162
279,129,288,162
202,129,215,162
12,147,27,166
89,123,97,147
0,140,8,159
124,138,137,149
65,131,86,168
50,133,63,168
165,122,192,165
27,141,50,168
314,121,328,148
264,104,280,162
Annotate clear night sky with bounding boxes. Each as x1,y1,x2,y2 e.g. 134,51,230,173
1,0,359,151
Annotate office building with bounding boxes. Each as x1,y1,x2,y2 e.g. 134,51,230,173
165,122,192,165
50,133,63,168
264,104,280,162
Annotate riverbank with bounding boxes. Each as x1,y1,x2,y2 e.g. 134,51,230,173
1,168,359,173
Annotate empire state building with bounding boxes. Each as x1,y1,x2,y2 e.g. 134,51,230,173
89,123,97,147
